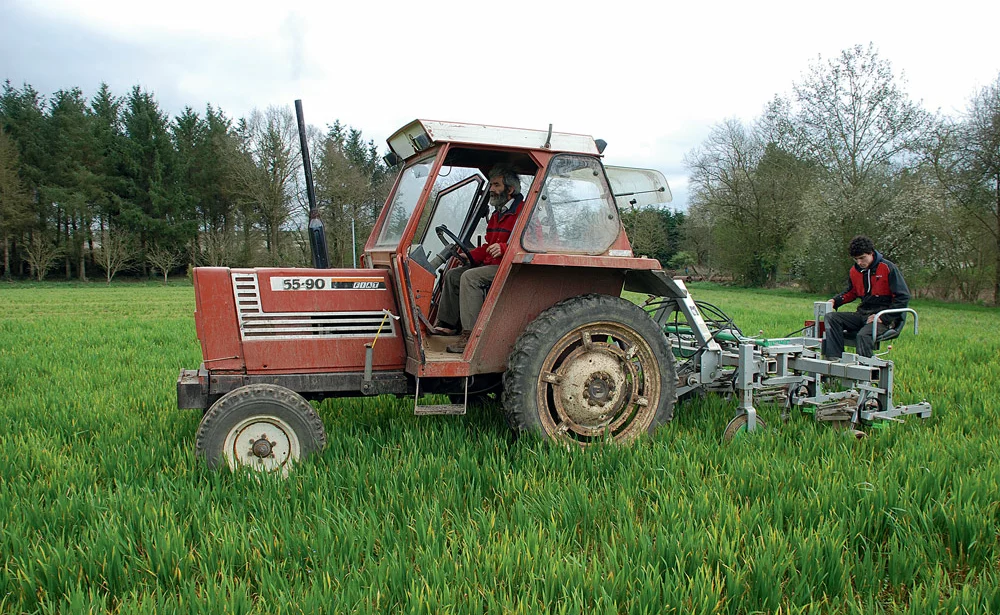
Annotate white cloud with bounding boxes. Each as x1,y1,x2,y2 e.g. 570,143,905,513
3,0,999,208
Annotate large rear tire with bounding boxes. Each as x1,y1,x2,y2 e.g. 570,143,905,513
503,294,676,445
196,384,327,476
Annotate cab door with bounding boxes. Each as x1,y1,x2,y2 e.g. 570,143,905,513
400,173,485,365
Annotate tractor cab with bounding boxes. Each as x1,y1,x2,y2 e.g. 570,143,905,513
361,121,672,394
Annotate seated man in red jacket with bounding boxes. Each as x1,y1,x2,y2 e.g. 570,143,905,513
435,168,524,353
822,235,910,359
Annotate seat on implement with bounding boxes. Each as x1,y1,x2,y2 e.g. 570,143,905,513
844,325,900,351
842,307,917,352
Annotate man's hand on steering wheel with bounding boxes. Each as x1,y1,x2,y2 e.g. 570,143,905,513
435,225,478,267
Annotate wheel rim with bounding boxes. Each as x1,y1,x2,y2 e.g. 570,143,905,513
723,413,766,442
535,322,660,444
222,415,302,476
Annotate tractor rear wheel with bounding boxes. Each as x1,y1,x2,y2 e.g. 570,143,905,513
196,384,327,476
503,294,676,445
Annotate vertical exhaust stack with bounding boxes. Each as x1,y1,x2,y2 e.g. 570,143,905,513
295,99,330,269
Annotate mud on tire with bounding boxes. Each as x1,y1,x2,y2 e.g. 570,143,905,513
502,294,676,445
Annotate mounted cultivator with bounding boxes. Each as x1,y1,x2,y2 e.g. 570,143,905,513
639,273,931,439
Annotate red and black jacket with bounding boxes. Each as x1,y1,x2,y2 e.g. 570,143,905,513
832,251,910,323
469,193,524,266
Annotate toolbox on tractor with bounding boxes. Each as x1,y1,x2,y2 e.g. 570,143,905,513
178,112,931,474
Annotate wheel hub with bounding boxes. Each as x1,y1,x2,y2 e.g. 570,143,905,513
222,416,301,475
584,372,615,406
556,348,629,428
251,435,275,458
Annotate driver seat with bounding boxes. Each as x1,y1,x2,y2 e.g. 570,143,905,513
843,313,906,351
844,326,900,351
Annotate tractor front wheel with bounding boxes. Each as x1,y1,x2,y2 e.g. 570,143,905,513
196,384,327,476
503,294,676,445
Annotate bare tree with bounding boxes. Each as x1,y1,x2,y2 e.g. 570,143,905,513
792,44,928,202
232,106,300,265
94,229,136,284
929,73,1000,304
24,234,63,281
895,169,993,301
314,137,373,267
678,201,721,280
783,43,930,290
198,229,240,267
685,118,813,285
621,208,668,261
146,242,180,284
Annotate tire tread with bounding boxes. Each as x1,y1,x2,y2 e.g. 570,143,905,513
502,293,676,440
196,384,327,469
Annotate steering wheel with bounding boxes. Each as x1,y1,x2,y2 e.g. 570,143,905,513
435,225,478,267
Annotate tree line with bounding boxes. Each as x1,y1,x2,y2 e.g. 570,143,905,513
0,82,393,283
681,44,1000,305
3,45,998,306
0,77,691,284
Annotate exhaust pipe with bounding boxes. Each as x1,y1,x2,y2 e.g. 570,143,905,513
295,99,330,269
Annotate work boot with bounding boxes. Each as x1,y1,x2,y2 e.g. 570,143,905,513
430,321,458,336
446,330,471,353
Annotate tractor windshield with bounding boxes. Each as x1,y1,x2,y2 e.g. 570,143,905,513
374,153,438,247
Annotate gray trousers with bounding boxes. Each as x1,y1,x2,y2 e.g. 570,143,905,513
437,265,499,331
823,310,875,358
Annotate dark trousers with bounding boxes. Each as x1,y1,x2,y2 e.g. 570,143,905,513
823,310,876,358
437,265,498,331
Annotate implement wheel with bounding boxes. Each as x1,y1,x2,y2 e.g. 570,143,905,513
503,294,676,445
722,413,767,442
196,384,327,476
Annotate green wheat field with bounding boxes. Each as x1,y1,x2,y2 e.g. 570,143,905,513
1,282,998,614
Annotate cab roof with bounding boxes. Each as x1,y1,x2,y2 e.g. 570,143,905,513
387,119,601,162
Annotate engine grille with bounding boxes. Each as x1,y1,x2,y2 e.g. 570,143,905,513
231,273,397,341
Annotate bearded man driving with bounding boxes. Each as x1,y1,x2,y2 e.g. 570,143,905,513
434,168,524,353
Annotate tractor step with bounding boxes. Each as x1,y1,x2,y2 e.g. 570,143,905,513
414,404,467,416
413,377,467,416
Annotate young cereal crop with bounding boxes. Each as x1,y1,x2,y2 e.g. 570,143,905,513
0,282,998,614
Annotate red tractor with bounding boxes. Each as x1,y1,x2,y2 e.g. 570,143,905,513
178,118,680,473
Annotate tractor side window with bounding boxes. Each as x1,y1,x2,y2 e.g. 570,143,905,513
523,155,620,254
415,171,483,258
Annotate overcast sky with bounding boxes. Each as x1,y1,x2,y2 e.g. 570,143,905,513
2,0,998,209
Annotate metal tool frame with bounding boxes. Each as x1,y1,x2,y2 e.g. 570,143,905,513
646,279,931,435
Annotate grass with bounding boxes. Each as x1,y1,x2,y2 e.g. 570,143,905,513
1,281,998,613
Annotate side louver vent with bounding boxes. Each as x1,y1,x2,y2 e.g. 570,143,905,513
231,273,396,341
